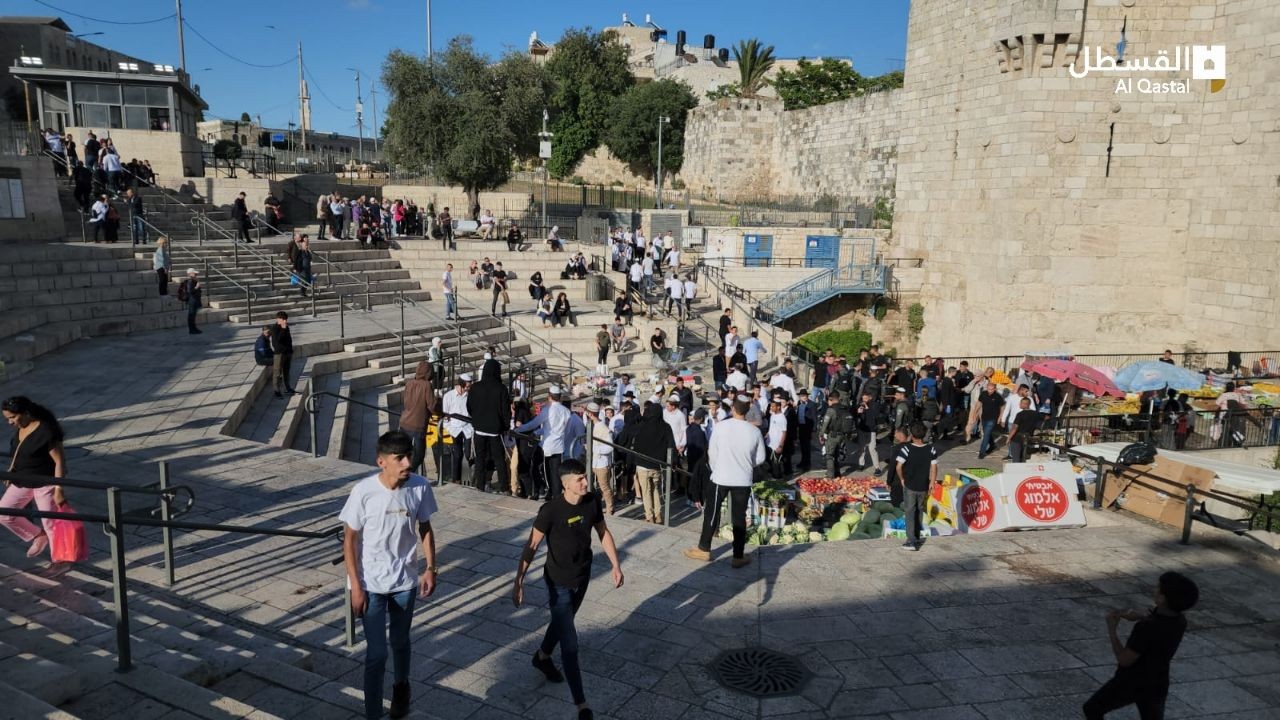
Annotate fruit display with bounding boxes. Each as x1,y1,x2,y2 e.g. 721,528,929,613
960,467,996,479
752,479,793,507
990,369,1013,385
744,521,820,546
797,476,878,501
1184,386,1221,399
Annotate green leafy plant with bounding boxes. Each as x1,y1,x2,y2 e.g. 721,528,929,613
795,328,874,359
774,58,861,110
873,302,888,322
874,196,894,229
545,27,634,178
603,79,698,180
705,83,741,101
212,139,242,160
671,178,686,190
569,175,585,185
733,39,776,98
907,303,925,337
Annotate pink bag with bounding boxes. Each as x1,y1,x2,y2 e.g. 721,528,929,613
49,503,89,563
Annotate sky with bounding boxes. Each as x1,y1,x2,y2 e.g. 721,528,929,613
11,0,910,135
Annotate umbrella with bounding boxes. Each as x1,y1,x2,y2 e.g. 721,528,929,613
1020,358,1126,398
1114,361,1205,393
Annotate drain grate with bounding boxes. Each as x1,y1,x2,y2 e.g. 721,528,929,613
710,647,809,697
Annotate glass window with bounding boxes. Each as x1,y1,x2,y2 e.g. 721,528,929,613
108,106,123,129
146,87,169,106
124,107,149,130
148,107,171,131
77,103,109,128
123,85,147,105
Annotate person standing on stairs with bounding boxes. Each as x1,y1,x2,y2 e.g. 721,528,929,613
232,192,254,243
270,311,296,398
126,187,146,245
467,358,512,495
292,237,314,297
515,385,572,500
442,374,473,485
441,264,457,320
315,194,329,240
341,430,439,720
491,262,509,317
180,268,203,334
400,361,437,476
153,236,171,295
0,396,67,562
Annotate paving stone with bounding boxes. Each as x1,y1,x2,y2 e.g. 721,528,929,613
1169,678,1269,714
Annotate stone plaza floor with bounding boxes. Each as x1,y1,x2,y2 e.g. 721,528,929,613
1,312,1278,719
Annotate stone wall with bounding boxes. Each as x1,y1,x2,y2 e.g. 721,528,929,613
0,157,64,243
891,0,1280,355
68,127,204,181
680,91,901,203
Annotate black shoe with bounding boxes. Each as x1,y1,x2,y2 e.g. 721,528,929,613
286,388,298,394
532,652,563,683
389,682,410,719
578,709,594,720
274,392,283,399
977,453,986,460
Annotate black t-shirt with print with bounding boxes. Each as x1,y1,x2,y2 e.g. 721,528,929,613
533,493,604,590
1114,610,1187,694
896,442,937,492
1011,409,1041,441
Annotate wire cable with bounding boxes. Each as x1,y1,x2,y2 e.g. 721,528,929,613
181,19,296,69
33,0,175,25
302,61,352,112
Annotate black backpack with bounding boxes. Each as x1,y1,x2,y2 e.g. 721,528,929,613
1116,442,1157,466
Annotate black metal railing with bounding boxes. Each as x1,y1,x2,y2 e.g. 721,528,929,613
1042,407,1280,452
0,463,340,672
1039,441,1279,545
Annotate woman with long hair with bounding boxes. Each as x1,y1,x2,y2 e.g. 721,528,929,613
552,292,572,328
1,397,66,559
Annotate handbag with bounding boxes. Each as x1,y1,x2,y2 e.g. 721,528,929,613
49,503,89,563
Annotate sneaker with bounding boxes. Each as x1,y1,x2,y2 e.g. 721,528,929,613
26,534,49,558
682,547,711,562
389,682,410,719
901,542,919,552
532,652,564,683
731,555,752,569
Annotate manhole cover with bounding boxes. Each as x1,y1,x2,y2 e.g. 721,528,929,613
710,647,809,697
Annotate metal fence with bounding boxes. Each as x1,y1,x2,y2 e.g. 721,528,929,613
0,120,38,156
1042,407,1280,452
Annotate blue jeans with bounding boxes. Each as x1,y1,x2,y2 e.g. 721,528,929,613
362,588,417,720
541,577,588,705
979,420,997,456
444,293,457,318
131,215,146,245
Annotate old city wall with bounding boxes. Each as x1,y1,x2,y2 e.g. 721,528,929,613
681,91,901,203
892,0,1280,355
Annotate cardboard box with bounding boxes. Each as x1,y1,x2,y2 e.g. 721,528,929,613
1101,457,1214,527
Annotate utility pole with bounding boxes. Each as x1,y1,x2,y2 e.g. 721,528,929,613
350,69,365,163
175,0,186,71
426,0,433,62
370,86,379,155
656,115,670,209
297,42,308,154
538,108,553,233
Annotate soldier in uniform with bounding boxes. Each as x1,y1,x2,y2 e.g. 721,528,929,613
819,391,855,478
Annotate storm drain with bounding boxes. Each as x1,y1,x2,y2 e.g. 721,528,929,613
710,647,809,697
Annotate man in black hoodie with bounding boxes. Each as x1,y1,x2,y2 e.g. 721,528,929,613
617,403,676,524
467,358,511,494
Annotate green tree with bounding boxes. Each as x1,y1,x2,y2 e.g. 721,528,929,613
239,112,252,123
734,39,776,98
604,79,698,182
773,58,862,110
381,39,550,219
544,27,633,178
862,69,904,93
704,82,740,102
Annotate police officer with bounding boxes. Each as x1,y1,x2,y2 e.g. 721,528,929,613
819,391,854,478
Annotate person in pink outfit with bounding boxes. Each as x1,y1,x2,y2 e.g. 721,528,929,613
1,397,66,559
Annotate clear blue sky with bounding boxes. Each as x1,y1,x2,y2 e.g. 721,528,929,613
13,0,909,134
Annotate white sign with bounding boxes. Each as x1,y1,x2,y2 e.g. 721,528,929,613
539,140,552,159
1001,462,1087,529
1069,44,1226,95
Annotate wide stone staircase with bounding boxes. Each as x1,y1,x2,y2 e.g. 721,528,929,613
0,545,381,719
0,243,232,382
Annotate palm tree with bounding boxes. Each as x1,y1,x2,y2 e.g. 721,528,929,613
734,39,776,98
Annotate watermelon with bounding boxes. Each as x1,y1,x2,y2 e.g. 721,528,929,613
826,524,851,541
872,501,895,513
891,507,905,519
851,530,872,540
863,509,882,525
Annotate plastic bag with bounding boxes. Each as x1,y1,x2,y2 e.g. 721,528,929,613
49,503,89,563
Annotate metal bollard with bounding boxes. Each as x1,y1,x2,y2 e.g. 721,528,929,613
663,448,674,528
1092,457,1107,509
233,237,240,267
365,284,372,313
399,291,406,380
310,396,320,458
1180,483,1197,545
246,289,253,325
339,294,345,338
270,262,275,290
158,462,175,587
107,488,132,672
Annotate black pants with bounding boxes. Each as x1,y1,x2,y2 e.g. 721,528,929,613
447,436,469,485
798,422,813,468
316,218,327,239
543,453,563,499
74,183,91,209
1083,677,1167,720
597,347,608,365
697,484,749,558
405,428,427,475
904,488,927,547
472,434,509,493
273,352,294,393
237,217,252,242
187,306,199,333
157,268,169,295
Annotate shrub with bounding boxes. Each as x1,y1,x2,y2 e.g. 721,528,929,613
873,301,888,322
795,328,874,360
570,175,585,185
671,178,686,190
907,302,925,337
212,139,242,160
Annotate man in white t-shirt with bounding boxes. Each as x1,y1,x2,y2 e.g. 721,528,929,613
441,263,456,320
724,326,741,359
442,374,473,483
340,430,439,720
628,259,643,295
682,277,697,315
641,255,655,293
666,273,685,319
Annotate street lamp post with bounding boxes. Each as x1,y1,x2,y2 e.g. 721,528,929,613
538,109,553,235
656,115,671,209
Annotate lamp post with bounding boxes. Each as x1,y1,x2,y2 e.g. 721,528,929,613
656,115,671,209
348,68,364,163
538,108,553,234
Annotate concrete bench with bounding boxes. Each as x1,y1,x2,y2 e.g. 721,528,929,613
452,219,480,236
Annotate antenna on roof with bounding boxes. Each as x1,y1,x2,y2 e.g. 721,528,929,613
645,14,663,30
622,13,634,26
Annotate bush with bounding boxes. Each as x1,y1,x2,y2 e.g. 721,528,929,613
907,302,925,337
671,178,686,190
212,139,242,161
873,302,888,322
570,175,585,185
796,328,874,359
610,180,624,187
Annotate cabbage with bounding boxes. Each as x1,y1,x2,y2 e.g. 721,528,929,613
719,525,734,541
826,524,851,541
808,532,825,543
839,512,862,526
768,532,780,545
792,521,809,533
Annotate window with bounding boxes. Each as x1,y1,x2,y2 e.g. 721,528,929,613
0,171,26,220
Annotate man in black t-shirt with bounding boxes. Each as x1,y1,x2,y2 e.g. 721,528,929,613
895,422,937,551
514,459,623,720
1084,571,1199,720
490,263,508,316
1008,397,1041,463
976,383,1005,459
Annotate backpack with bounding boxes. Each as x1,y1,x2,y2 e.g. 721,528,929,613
827,406,854,436
177,280,189,302
894,400,915,428
1116,442,1156,466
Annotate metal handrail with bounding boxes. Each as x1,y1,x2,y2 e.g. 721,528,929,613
449,290,587,377
307,389,400,419
1037,440,1278,544
249,211,373,296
